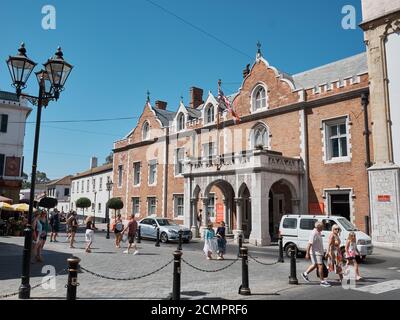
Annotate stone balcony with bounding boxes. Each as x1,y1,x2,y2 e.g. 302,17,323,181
183,149,305,177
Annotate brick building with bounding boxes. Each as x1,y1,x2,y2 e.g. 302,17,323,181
113,46,372,246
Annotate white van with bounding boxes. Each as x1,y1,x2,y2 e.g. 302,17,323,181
279,215,373,260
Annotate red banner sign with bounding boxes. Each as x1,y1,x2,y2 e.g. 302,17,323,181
378,195,391,202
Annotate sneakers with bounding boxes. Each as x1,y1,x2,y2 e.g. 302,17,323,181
320,281,331,288
133,250,139,255
301,272,310,283
123,250,129,254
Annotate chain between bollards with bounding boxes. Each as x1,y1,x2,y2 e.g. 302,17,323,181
137,225,141,244
177,230,183,251
278,235,284,263
155,227,160,247
289,247,298,285
238,247,251,296
66,256,81,300
172,250,182,301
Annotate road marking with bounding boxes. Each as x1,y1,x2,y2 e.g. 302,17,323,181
353,280,400,294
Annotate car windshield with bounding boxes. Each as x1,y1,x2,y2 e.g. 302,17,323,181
338,218,358,231
157,219,177,226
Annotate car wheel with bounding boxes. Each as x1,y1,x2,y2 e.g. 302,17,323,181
160,232,168,243
285,244,298,258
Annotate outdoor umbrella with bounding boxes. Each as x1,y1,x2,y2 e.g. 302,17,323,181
12,203,37,212
0,196,13,204
0,202,14,211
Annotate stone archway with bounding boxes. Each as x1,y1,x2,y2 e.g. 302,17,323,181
237,183,252,239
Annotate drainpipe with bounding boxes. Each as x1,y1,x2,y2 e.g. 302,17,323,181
163,127,169,218
362,92,372,235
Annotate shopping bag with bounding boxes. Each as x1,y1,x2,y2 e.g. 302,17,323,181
316,261,329,278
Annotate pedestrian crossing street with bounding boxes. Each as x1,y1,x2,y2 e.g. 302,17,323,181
352,280,400,295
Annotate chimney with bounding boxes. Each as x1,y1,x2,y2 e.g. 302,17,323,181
190,87,203,109
243,64,250,78
90,157,98,169
155,100,167,110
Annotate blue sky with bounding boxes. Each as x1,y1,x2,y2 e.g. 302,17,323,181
0,0,364,179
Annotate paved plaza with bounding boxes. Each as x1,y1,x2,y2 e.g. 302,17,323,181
1,225,400,300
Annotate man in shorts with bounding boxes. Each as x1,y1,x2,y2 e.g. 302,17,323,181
122,214,138,255
302,221,331,287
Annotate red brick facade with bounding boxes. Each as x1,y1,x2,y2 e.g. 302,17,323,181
113,52,371,233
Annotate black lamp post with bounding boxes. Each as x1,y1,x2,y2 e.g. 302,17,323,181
6,43,73,299
106,178,113,239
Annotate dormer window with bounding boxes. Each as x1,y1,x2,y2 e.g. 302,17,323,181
252,85,268,112
177,113,185,131
142,121,150,140
205,104,215,124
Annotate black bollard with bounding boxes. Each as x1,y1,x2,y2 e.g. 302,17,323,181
177,230,183,251
172,250,182,300
278,235,284,263
66,256,81,300
155,227,160,247
238,247,251,295
137,226,141,244
237,234,243,257
288,247,299,285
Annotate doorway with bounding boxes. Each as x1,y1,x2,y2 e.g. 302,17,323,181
328,192,351,221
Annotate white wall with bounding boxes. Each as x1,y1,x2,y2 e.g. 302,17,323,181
70,171,113,220
362,0,400,21
386,32,400,164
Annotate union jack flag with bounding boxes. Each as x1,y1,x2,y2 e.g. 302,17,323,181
217,87,241,124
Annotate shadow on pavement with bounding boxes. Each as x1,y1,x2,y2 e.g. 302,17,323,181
0,241,72,281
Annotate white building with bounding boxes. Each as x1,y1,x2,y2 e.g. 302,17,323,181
46,176,72,213
361,0,400,248
0,91,32,203
70,158,113,222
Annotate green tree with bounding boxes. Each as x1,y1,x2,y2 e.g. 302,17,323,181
76,197,92,221
107,198,124,220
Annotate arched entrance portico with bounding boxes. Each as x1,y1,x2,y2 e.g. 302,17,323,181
183,150,306,246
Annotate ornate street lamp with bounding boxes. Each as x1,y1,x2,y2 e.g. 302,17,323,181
6,43,73,299
106,178,113,239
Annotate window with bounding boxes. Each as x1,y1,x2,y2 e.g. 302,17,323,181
175,148,185,175
132,197,140,215
76,181,79,193
118,165,123,187
174,195,184,217
205,105,214,124
92,179,96,191
71,182,74,194
147,197,156,216
202,142,216,158
207,194,215,218
64,188,70,197
0,114,8,133
81,181,84,192
177,113,185,131
133,162,141,185
325,118,348,160
253,86,267,111
300,219,317,230
148,161,157,185
0,154,4,176
282,218,297,229
98,203,102,213
322,219,337,232
99,177,103,191
87,180,90,192
142,121,150,140
252,124,268,149
91,203,95,212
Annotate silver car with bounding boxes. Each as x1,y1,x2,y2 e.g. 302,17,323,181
138,217,192,243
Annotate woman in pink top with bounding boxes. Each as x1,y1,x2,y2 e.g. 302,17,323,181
345,232,362,280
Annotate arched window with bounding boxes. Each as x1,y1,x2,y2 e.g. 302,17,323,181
142,121,150,140
205,104,215,124
177,113,185,131
252,124,269,149
252,85,267,111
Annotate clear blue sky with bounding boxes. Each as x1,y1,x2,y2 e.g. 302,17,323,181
0,0,364,180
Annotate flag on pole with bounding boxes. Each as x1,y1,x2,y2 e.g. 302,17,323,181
217,80,241,124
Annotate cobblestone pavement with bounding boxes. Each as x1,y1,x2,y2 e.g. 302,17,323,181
1,227,400,300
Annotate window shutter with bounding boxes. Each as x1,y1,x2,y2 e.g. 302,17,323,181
0,154,4,176
1,114,8,133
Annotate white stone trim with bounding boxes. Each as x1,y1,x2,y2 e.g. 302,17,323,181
172,193,185,219
132,161,142,187
147,160,158,186
323,188,355,224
